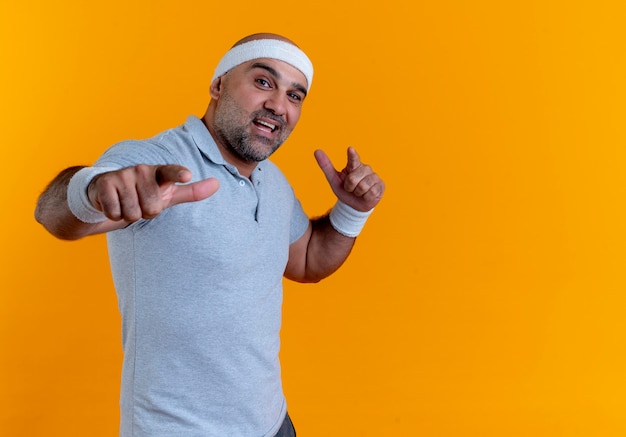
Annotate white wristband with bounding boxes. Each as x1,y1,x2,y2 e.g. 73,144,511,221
328,200,374,238
67,166,118,223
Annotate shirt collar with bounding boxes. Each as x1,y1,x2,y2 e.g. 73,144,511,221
185,115,225,165
185,115,266,177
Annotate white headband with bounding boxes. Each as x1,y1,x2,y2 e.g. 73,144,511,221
212,39,314,91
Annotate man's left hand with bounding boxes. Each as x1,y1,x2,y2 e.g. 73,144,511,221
314,147,385,212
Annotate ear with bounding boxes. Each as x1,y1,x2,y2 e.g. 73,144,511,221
209,76,223,99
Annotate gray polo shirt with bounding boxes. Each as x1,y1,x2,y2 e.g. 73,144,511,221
95,116,310,437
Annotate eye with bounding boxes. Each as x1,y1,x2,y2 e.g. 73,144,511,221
288,92,304,102
256,78,271,88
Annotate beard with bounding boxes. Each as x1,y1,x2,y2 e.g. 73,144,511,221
213,90,291,162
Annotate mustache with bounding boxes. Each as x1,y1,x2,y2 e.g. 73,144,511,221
251,110,285,127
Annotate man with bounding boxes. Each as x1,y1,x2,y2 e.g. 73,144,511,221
35,33,384,436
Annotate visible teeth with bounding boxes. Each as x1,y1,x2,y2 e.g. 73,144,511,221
257,120,276,131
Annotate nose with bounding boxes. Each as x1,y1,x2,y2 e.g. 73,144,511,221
264,91,287,116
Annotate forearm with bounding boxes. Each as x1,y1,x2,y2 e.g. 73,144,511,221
34,166,111,240
307,215,357,281
286,215,356,283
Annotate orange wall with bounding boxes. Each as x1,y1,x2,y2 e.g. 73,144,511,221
2,1,626,436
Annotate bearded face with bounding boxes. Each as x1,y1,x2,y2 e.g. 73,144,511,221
208,59,307,165
212,86,292,162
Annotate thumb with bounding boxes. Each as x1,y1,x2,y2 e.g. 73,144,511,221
170,177,220,206
314,149,340,185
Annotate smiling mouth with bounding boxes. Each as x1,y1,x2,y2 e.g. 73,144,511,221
253,119,279,133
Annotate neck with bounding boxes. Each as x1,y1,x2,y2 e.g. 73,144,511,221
201,111,257,178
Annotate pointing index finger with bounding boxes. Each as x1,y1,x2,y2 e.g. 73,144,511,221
346,147,362,173
155,164,192,185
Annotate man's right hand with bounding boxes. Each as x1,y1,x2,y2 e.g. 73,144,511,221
88,164,220,222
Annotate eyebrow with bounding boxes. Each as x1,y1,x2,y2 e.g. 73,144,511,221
249,62,308,97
